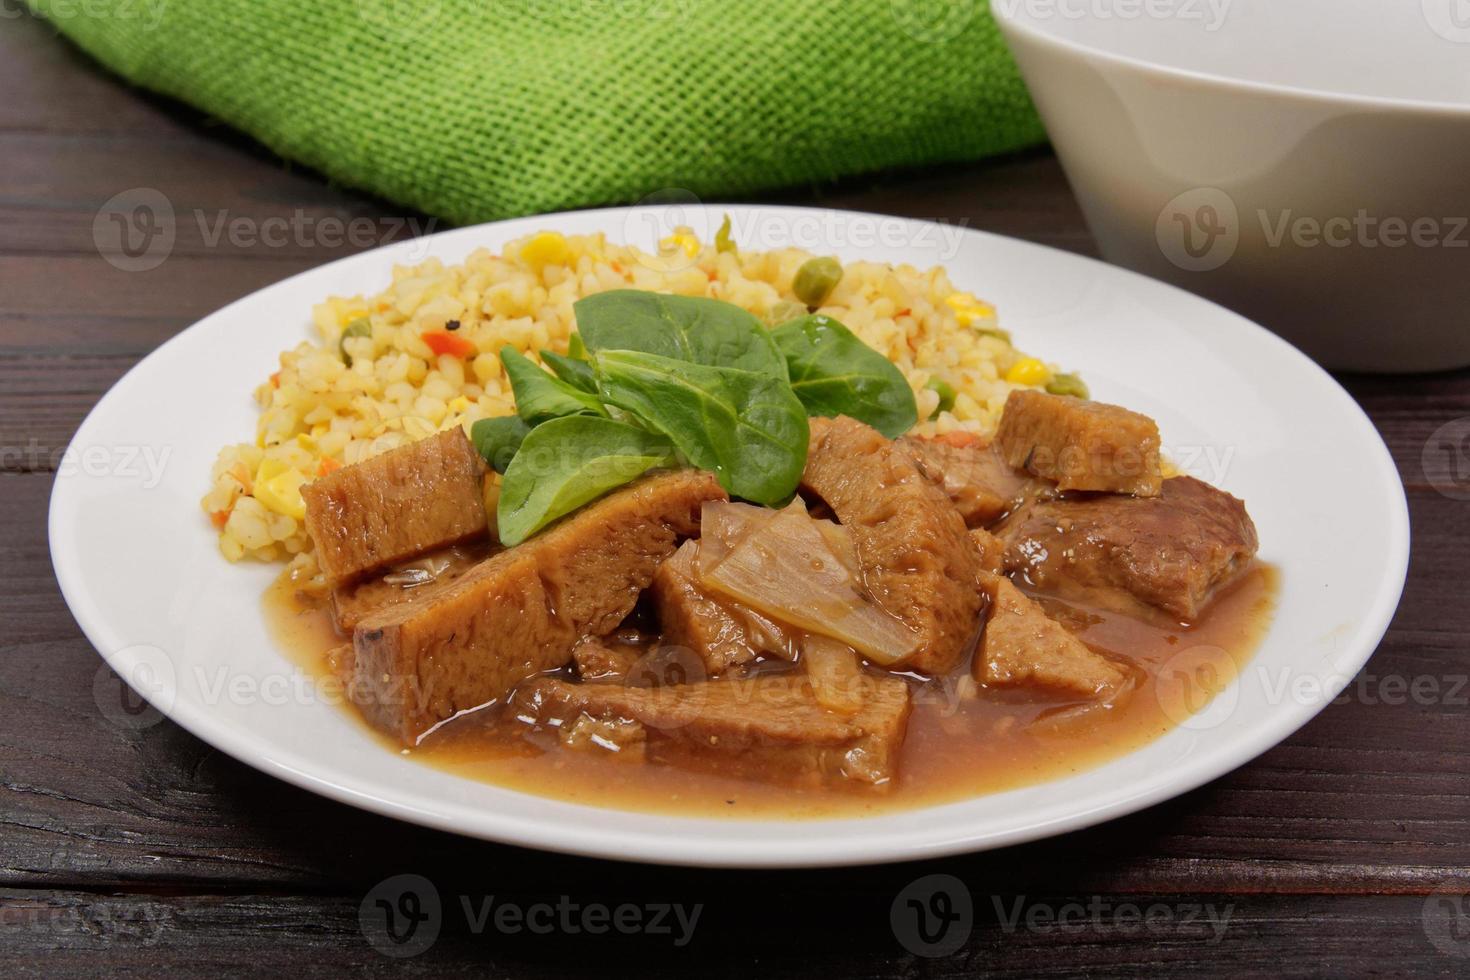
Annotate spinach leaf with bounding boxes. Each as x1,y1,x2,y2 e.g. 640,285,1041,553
540,349,598,394
574,290,787,379
499,346,606,424
771,314,918,438
567,332,588,360
497,415,680,545
593,349,808,506
469,415,531,474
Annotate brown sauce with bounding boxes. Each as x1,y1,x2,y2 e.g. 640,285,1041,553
264,564,1277,820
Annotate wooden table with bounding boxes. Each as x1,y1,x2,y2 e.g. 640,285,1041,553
5,12,1467,976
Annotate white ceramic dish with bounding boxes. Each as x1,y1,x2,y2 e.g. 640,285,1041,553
50,205,1408,867
992,0,1470,372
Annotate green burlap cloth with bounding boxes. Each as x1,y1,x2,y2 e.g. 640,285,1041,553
28,0,1043,224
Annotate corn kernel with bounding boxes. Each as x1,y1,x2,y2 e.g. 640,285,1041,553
448,396,471,414
945,291,995,328
520,232,572,271
659,231,700,258
253,465,307,521
1005,357,1050,386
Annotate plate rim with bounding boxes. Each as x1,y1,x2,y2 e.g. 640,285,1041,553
49,203,1411,868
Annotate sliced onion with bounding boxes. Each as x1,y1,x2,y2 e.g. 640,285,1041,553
803,635,866,715
697,504,917,665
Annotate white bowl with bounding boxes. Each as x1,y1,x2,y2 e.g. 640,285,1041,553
992,0,1470,372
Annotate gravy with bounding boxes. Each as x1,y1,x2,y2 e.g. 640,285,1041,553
264,565,1276,819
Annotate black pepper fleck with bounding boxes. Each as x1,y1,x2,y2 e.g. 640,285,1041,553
445,319,461,331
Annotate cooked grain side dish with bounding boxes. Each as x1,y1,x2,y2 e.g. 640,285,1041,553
211,223,1270,814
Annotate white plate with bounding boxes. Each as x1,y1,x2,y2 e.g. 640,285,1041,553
50,205,1409,867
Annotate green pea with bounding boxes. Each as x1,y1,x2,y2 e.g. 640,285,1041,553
1045,372,1089,399
793,256,843,307
766,299,808,326
926,377,957,419
338,317,373,365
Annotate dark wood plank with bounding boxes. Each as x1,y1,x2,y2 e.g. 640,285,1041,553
2,889,1466,977
0,13,181,135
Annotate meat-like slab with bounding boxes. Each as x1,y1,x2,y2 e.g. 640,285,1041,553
997,476,1258,621
800,416,983,675
329,543,492,632
977,572,1125,698
650,540,775,673
899,435,1029,526
571,637,643,683
995,390,1162,496
970,528,1006,574
514,674,912,788
302,428,489,585
352,470,725,743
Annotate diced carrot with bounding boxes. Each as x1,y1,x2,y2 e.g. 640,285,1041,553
932,430,984,449
209,509,231,529
421,330,476,359
269,371,281,388
316,457,341,477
